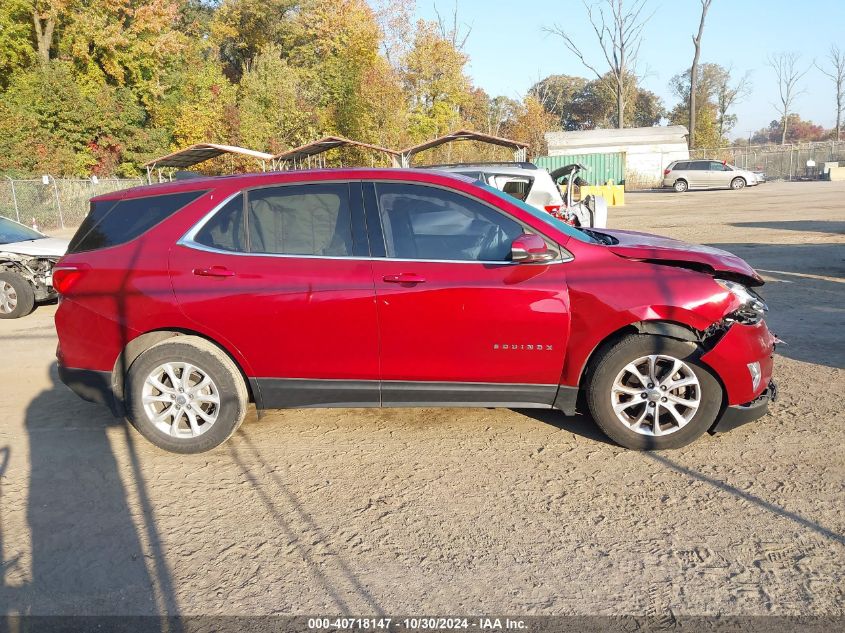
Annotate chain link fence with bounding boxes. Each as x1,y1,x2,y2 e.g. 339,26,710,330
690,141,845,180
0,177,144,231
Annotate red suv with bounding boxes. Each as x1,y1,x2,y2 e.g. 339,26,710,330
54,169,777,453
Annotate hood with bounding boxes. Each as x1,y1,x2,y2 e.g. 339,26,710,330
0,237,69,258
598,228,763,286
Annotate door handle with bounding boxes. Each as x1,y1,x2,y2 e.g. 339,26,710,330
193,266,235,278
383,273,426,284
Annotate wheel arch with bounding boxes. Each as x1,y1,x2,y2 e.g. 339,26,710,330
110,328,257,414
574,319,729,427
577,320,702,389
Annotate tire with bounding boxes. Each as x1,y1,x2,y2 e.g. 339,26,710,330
0,271,35,319
673,179,688,193
125,336,249,453
730,177,746,190
586,334,723,450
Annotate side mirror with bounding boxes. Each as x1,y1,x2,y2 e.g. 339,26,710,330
511,233,554,263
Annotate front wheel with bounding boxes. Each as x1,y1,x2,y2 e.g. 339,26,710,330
586,334,723,450
731,177,746,190
673,179,688,193
0,272,35,319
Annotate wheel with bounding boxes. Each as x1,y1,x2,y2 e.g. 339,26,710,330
125,336,249,453
586,334,723,450
673,179,688,193
730,177,746,190
0,271,35,319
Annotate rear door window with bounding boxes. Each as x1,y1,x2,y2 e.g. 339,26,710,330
246,183,353,256
68,190,207,254
194,194,245,252
689,161,709,170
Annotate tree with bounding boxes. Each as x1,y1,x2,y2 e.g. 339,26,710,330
0,0,35,86
402,19,472,143
547,0,654,128
750,116,826,144
714,68,750,139
688,0,712,148
504,96,559,158
815,45,845,141
768,52,810,144
529,75,589,130
669,63,742,146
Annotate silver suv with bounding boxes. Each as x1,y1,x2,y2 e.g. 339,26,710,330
663,160,760,192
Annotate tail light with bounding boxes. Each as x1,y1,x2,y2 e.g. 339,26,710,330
544,205,561,213
663,168,671,175
52,264,88,295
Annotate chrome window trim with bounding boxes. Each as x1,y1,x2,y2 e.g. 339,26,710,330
177,181,574,265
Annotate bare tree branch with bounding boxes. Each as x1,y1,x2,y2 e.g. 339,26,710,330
768,52,811,144
815,45,845,141
688,0,712,149
545,0,654,128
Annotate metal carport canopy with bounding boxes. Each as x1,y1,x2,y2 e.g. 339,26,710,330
400,129,529,166
273,136,402,168
143,143,275,170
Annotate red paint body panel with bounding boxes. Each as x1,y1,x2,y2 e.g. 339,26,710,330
371,259,569,384
55,168,776,416
701,321,776,405
601,228,763,284
169,245,380,380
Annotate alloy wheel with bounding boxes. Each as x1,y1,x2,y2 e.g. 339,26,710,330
610,354,701,436
0,281,17,314
141,362,221,438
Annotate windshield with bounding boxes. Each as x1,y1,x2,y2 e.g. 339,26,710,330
474,181,597,243
0,217,44,245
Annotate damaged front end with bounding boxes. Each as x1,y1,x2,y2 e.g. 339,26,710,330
0,251,60,301
697,280,779,433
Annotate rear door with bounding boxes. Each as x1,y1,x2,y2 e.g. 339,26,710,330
364,181,570,407
169,182,381,408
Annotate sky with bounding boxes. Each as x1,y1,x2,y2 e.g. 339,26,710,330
406,0,845,140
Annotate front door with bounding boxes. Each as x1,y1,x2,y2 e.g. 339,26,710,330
169,182,380,408
364,181,570,407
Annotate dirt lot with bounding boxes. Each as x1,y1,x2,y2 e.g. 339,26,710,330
0,181,843,619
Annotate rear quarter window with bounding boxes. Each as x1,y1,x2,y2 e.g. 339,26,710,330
68,190,207,254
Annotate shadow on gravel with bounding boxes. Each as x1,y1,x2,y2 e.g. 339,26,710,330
228,430,384,614
511,409,615,445
707,242,845,369
731,220,845,235
0,364,179,627
647,453,845,547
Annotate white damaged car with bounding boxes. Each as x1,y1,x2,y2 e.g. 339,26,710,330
0,217,68,318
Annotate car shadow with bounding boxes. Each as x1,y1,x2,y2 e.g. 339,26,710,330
510,408,615,445
731,220,845,235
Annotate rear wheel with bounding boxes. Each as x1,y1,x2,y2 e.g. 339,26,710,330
673,179,688,193
0,272,35,319
125,336,248,453
731,177,746,190
586,334,723,450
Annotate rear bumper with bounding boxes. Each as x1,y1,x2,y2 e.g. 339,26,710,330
710,379,778,434
58,363,122,417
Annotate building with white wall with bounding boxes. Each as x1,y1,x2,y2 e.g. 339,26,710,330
544,126,690,189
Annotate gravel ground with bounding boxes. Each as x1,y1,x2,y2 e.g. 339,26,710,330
0,180,843,619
